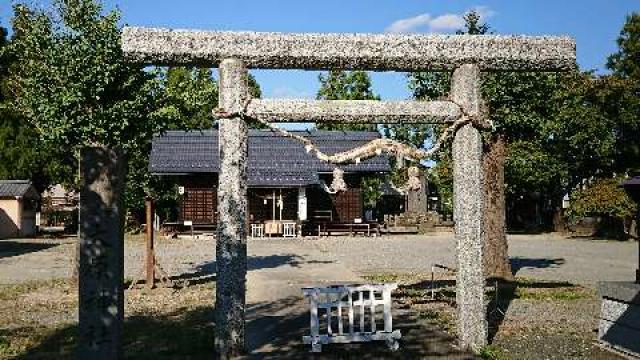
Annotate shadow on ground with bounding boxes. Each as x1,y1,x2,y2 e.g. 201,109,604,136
13,295,476,359
127,254,334,288
193,254,334,275
485,279,587,343
0,240,58,259
246,295,477,359
510,257,566,275
12,305,215,360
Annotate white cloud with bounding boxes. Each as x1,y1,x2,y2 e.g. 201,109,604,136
385,5,495,34
385,13,433,33
429,14,465,32
472,5,496,21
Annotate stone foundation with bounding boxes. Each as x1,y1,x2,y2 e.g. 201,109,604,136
598,281,640,357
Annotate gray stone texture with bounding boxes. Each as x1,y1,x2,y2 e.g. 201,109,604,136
121,24,578,356
600,298,640,327
599,281,640,305
598,282,640,356
78,146,126,359
122,27,576,71
246,99,461,124
451,64,488,352
215,58,250,358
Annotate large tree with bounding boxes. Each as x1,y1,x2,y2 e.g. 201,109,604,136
606,12,640,174
0,24,66,191
413,11,630,278
316,70,379,131
7,0,172,292
315,70,386,206
407,11,516,278
161,66,261,130
9,0,166,152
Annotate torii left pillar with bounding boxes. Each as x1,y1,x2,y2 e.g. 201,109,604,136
215,58,250,358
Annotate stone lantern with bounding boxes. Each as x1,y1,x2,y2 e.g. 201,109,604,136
595,176,640,356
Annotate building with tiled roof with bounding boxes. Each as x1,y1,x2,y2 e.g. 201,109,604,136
150,130,392,230
0,180,39,238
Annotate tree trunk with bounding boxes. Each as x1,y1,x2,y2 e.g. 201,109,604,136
483,135,513,280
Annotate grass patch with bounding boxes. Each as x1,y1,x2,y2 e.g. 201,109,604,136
0,275,216,358
362,272,418,284
0,278,69,301
416,308,456,333
504,278,595,301
480,345,508,360
0,307,214,359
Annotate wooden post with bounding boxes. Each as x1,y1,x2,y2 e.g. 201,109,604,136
215,58,249,358
145,197,155,289
451,64,488,351
637,208,640,284
78,146,126,359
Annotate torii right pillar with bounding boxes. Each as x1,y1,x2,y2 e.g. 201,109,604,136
451,63,487,351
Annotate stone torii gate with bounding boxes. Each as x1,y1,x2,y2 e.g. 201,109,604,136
77,27,575,359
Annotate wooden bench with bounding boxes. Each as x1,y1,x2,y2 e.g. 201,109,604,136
318,222,380,237
161,221,216,238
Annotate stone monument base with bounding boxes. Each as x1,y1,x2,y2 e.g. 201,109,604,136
598,281,640,358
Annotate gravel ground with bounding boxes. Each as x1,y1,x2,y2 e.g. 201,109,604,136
492,299,606,359
0,233,635,359
306,233,638,285
0,233,636,286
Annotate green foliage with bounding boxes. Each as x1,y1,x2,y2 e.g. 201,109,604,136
0,109,73,190
9,0,168,150
160,67,261,130
407,10,636,226
429,156,453,215
605,12,640,173
567,178,636,219
607,12,640,79
505,140,566,196
361,176,383,208
316,70,379,131
161,67,219,130
0,23,68,190
479,345,506,360
6,0,178,221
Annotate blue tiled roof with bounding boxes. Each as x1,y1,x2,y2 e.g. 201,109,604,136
0,180,38,198
150,129,391,187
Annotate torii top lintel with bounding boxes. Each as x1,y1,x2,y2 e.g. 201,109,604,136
122,27,576,72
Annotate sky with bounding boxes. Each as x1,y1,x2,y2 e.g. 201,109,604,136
0,0,637,101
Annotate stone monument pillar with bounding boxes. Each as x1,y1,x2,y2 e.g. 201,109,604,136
77,146,126,359
406,173,427,214
596,176,640,357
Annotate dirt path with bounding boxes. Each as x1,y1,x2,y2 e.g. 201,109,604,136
244,239,362,356
1,234,636,286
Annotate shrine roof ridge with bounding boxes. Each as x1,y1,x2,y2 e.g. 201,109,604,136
122,27,576,71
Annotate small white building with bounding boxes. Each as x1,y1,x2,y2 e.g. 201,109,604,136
0,180,40,239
